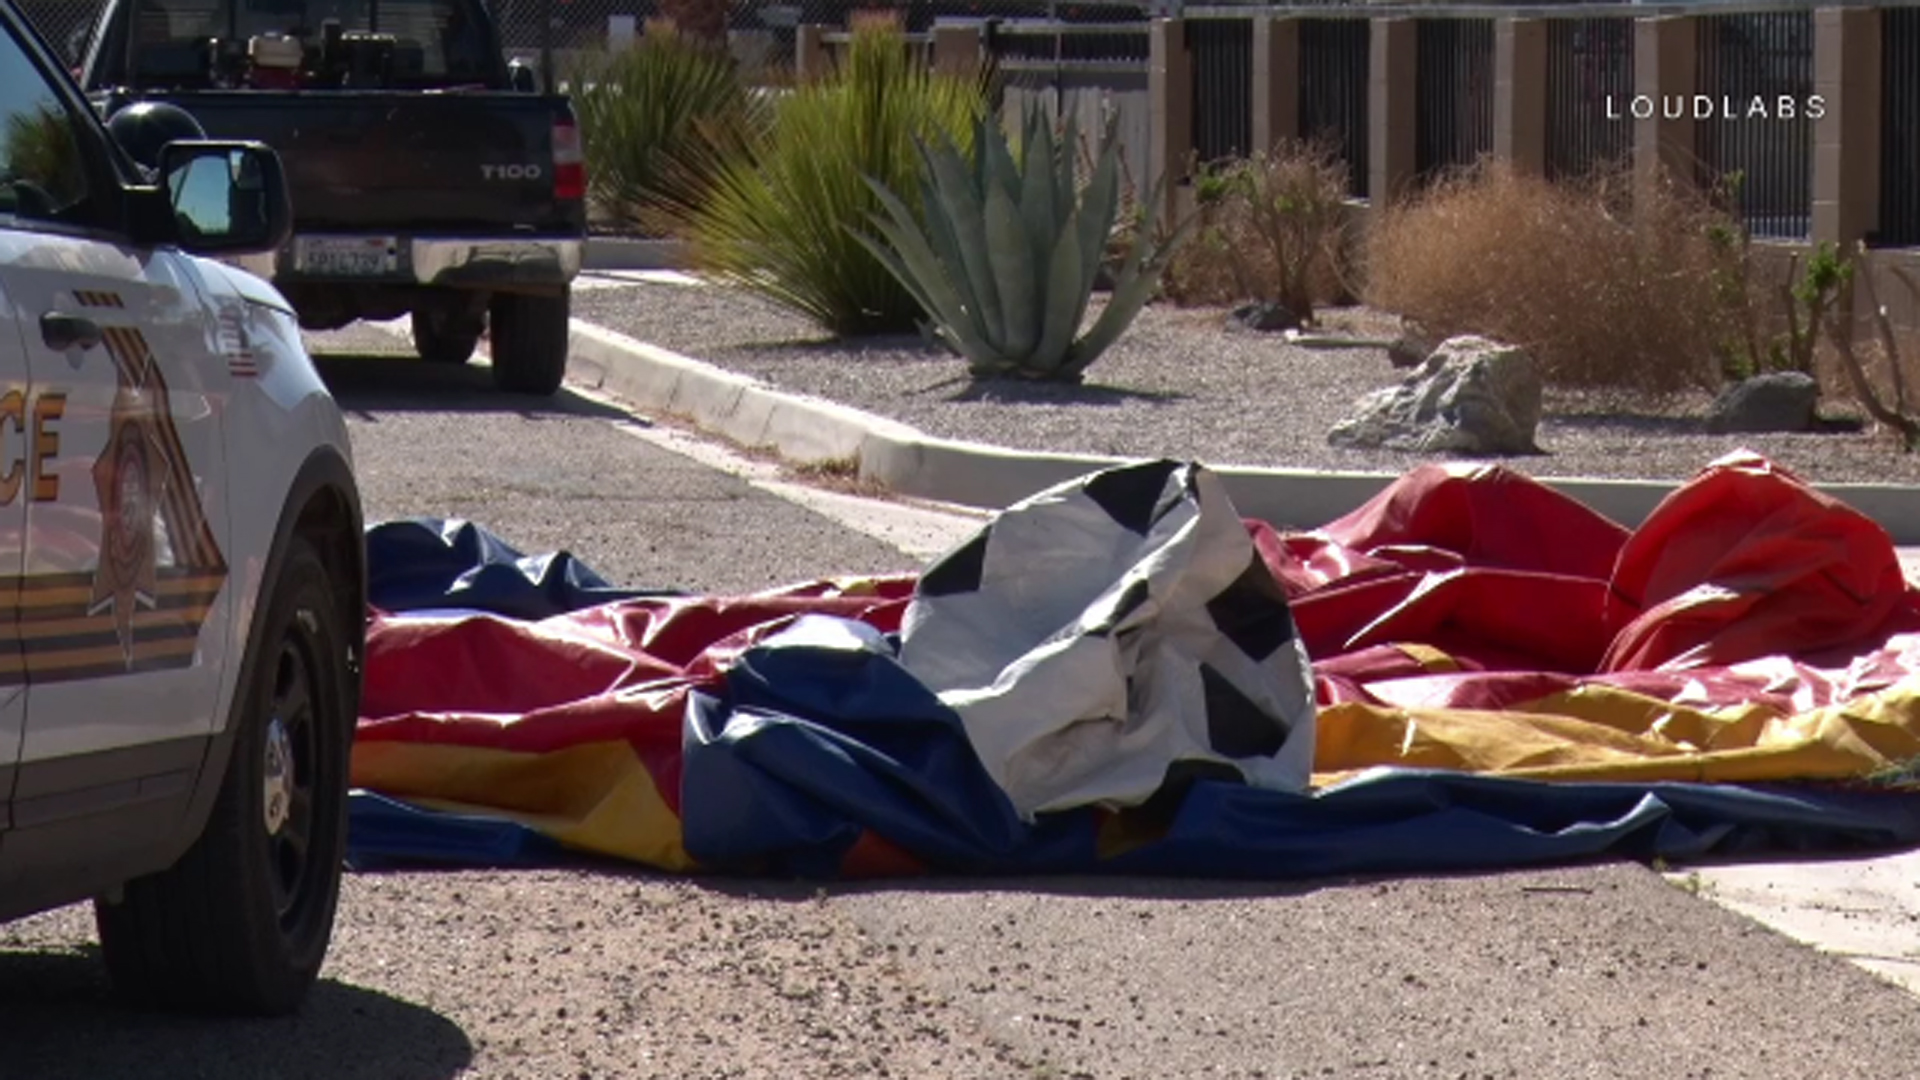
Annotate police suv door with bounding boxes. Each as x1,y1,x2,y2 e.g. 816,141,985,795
0,271,27,814
0,20,236,830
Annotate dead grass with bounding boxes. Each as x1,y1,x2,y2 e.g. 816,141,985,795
1359,159,1745,397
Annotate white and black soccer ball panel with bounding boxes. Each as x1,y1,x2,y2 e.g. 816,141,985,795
898,459,1318,820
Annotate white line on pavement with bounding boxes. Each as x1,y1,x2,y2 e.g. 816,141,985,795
566,382,990,563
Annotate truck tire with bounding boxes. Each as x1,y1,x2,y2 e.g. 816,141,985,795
93,535,354,1017
489,288,570,395
411,306,483,365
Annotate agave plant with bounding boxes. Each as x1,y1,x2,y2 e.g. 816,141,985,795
855,101,1188,382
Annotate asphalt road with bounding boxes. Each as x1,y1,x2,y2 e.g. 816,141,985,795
3,333,1919,1080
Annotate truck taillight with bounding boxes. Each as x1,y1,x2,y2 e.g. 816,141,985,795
553,118,585,201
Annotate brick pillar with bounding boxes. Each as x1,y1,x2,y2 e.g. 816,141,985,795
1494,18,1548,174
930,23,983,78
795,24,828,82
1149,18,1193,223
1251,17,1300,156
1368,18,1417,205
1633,16,1699,194
1812,8,1881,253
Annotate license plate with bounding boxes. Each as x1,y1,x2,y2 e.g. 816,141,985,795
293,236,398,276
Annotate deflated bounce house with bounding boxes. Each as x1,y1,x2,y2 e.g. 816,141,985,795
344,450,1920,881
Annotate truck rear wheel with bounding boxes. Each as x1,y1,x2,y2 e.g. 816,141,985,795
489,288,570,396
411,305,484,366
92,535,353,1017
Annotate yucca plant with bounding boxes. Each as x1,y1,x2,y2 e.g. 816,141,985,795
569,27,769,236
678,18,992,335
855,101,1188,382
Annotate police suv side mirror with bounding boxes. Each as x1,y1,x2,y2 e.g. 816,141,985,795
151,141,293,255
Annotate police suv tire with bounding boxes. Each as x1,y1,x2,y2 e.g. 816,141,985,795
93,535,353,1017
488,288,569,396
411,306,482,365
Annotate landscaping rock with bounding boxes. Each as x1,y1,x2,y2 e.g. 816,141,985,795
1387,320,1440,369
1227,301,1301,333
1707,372,1820,434
1327,335,1545,455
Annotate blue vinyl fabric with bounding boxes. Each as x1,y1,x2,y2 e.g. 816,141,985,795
365,517,685,619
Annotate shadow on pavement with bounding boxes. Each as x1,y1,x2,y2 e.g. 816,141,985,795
688,871,1330,905
0,946,473,1080
312,352,636,423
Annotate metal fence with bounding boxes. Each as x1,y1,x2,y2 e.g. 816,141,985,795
1188,16,1251,164
991,18,1153,190
1694,10,1813,239
1882,7,1920,247
1545,16,1634,180
18,0,100,63
1297,16,1368,198
1414,16,1495,183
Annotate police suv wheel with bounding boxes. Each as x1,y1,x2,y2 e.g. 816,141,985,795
488,287,569,396
93,535,353,1017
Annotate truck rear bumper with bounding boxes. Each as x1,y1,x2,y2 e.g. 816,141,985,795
228,235,584,291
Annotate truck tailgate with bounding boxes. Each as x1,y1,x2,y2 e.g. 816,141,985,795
144,90,574,234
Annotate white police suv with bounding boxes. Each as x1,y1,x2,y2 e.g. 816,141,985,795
0,0,364,1017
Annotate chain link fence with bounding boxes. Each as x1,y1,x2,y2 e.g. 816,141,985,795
20,0,107,64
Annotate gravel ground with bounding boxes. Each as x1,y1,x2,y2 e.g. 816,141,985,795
6,331,1919,1078
575,281,1920,484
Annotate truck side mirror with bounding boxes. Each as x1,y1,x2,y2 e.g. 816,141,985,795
156,141,294,255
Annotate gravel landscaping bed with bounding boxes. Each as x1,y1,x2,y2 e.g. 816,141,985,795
574,280,1920,484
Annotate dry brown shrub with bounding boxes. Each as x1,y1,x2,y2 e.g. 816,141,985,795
1158,139,1357,316
1360,158,1739,395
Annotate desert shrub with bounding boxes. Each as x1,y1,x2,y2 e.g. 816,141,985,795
1702,173,1853,381
676,16,992,335
569,28,768,236
1361,159,1753,395
1820,246,1920,450
1156,138,1355,319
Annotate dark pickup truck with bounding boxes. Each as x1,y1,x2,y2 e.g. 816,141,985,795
74,0,586,394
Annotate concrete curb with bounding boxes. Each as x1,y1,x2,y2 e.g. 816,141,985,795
565,317,1920,540
583,236,689,271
